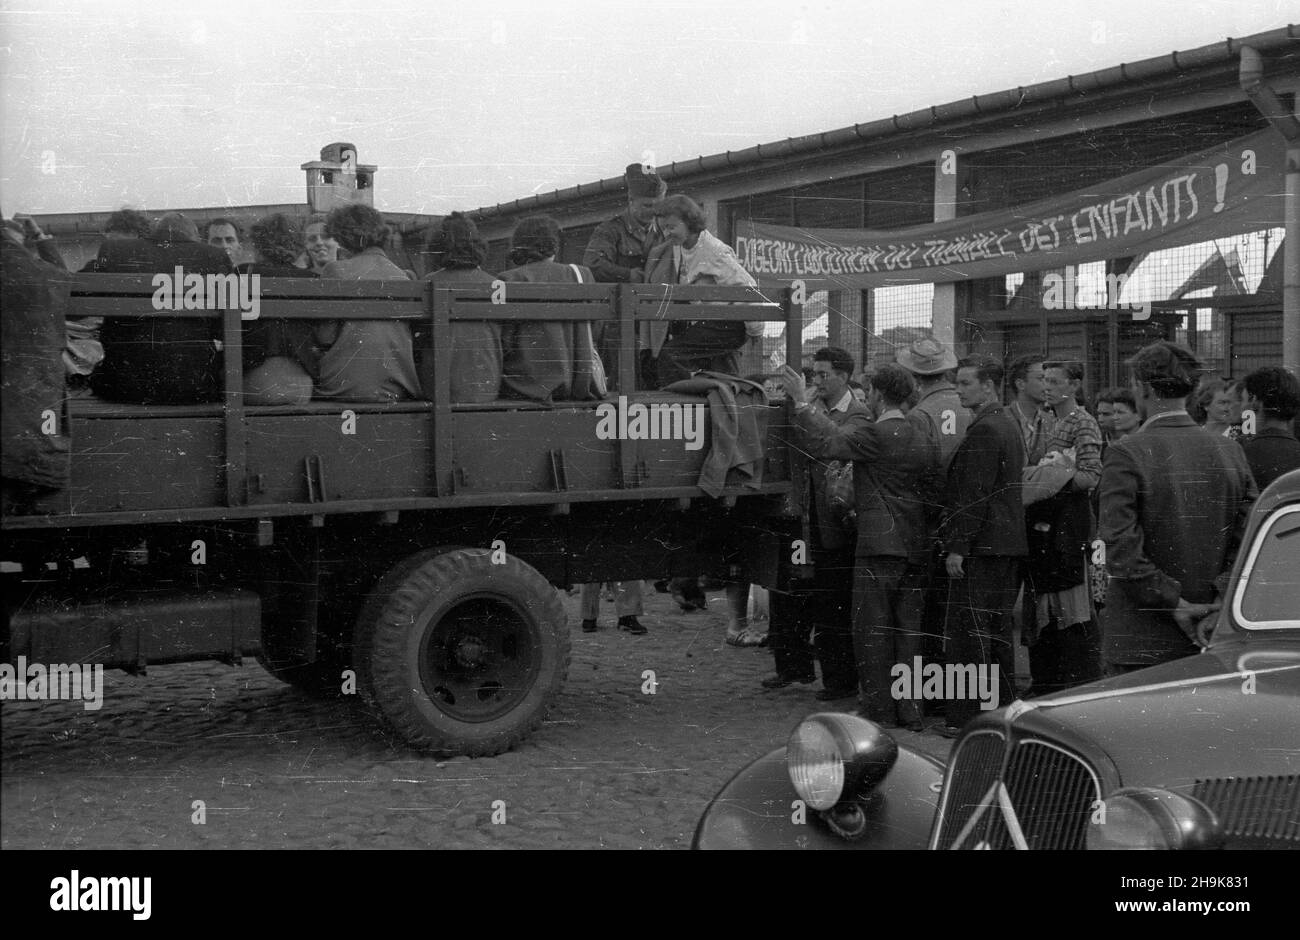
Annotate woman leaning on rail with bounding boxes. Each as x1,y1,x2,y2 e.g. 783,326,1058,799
641,194,763,389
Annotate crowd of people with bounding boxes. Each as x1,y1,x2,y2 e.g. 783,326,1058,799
3,162,755,414
762,337,1300,736
4,161,1299,728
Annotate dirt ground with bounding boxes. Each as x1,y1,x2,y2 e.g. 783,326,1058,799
2,586,951,850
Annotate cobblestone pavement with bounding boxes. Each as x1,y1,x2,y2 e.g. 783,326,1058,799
2,587,952,850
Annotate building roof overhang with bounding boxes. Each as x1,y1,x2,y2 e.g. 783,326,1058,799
465,24,1300,224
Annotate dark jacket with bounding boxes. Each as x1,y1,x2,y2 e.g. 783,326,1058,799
90,236,233,404
582,213,663,284
794,403,939,563
802,395,874,551
1,240,71,491
1239,427,1300,493
497,261,598,403
912,383,970,473
940,401,1027,558
422,265,503,404
316,249,421,402
1100,412,1256,666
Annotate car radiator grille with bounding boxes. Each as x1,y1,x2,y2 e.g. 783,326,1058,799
934,734,1100,850
1193,775,1300,844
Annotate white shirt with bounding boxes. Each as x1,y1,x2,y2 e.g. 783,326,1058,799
827,390,853,413
677,238,706,283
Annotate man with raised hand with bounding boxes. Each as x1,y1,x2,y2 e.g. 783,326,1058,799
761,347,870,700
938,355,1025,735
781,360,939,726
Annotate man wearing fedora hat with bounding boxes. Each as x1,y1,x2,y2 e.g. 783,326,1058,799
896,336,971,700
895,336,970,472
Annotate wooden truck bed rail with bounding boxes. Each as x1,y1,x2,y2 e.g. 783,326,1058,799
4,276,804,529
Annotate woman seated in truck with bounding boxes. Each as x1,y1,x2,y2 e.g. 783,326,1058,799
420,212,502,404
313,204,421,403
240,214,319,405
496,215,600,403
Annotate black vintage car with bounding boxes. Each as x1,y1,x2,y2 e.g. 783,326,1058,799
693,469,1300,850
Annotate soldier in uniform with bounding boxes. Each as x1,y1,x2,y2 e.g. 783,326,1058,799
583,163,667,392
583,162,666,285
575,164,668,633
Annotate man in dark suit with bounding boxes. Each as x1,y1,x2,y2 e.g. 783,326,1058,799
1100,342,1256,672
783,360,940,726
90,212,233,404
939,355,1026,733
762,347,873,698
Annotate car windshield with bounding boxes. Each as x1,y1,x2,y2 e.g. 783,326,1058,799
1233,504,1300,630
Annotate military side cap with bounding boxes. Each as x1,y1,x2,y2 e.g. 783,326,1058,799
624,163,667,199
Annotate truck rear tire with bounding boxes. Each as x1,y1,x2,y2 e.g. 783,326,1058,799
353,547,569,756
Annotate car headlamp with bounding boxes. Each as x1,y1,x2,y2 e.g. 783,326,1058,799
786,713,898,811
1085,787,1223,850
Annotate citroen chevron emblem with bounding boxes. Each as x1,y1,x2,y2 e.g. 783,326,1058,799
948,781,1030,850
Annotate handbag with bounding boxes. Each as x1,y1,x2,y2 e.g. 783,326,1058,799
570,264,608,397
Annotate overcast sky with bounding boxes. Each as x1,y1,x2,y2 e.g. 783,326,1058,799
1,0,1292,217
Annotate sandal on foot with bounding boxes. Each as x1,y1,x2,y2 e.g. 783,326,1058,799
725,628,767,648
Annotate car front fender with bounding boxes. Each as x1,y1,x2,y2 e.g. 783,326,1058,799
693,743,945,850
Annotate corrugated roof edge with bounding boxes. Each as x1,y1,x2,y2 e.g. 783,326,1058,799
466,24,1300,221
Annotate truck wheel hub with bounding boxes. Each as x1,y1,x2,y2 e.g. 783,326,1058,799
453,636,486,669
